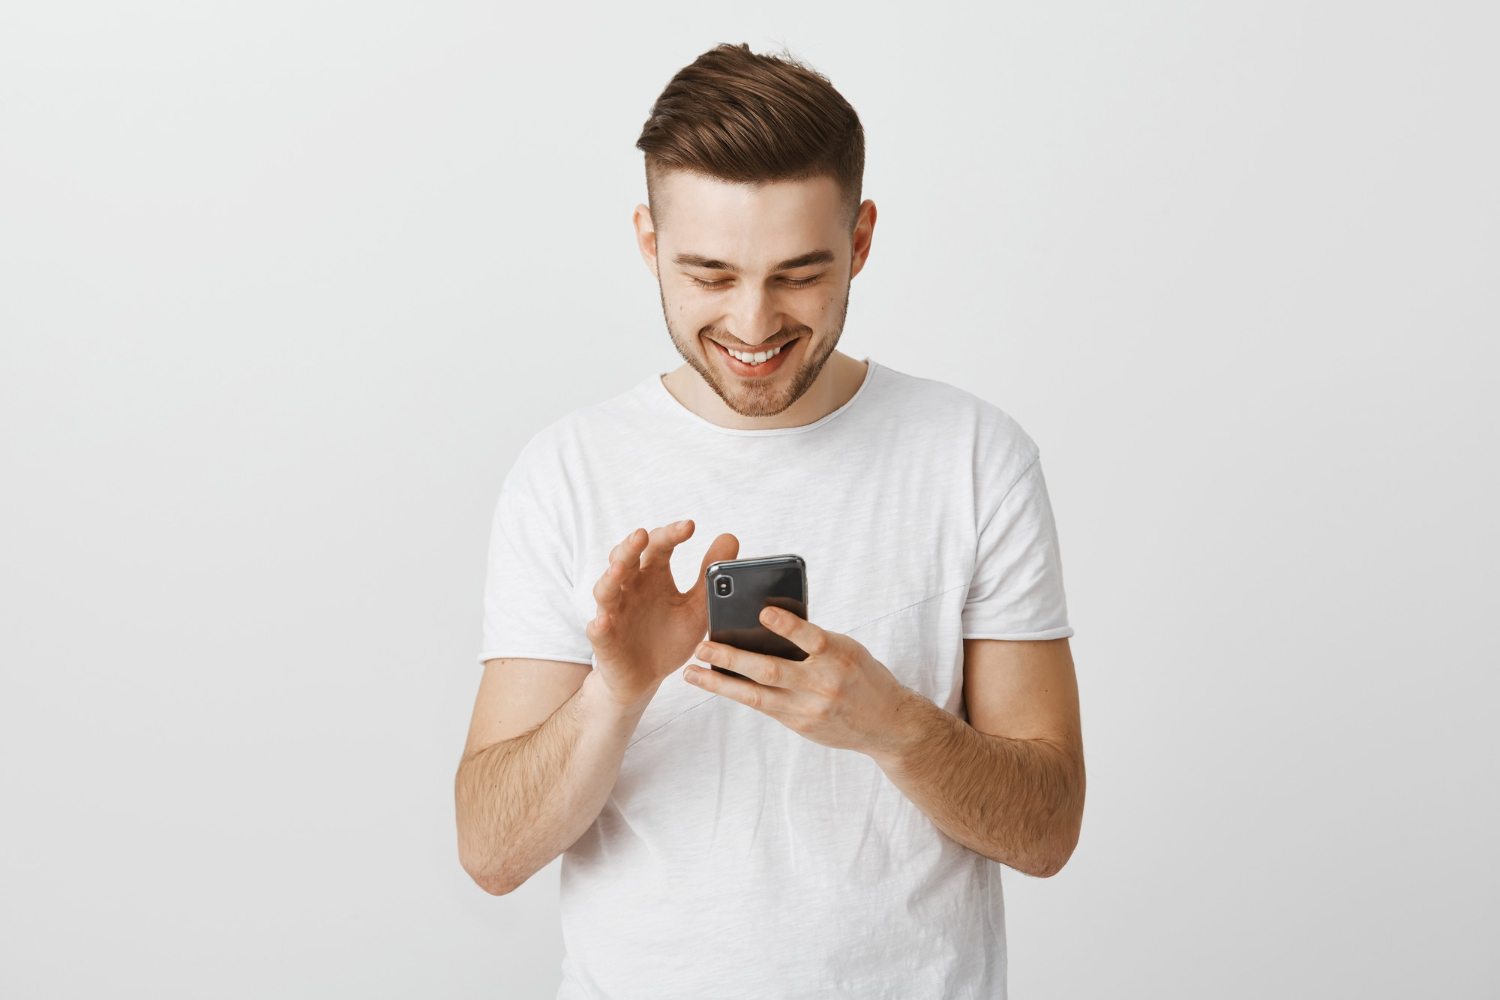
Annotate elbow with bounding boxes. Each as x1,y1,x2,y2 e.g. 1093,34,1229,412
477,872,523,896
1029,848,1073,879
1032,768,1085,877
457,827,526,896
456,786,526,894
460,852,526,896
1017,810,1083,878
455,809,549,895
994,836,1074,878
1012,840,1074,879
1035,817,1084,878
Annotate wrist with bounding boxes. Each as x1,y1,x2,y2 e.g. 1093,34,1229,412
866,685,941,770
582,666,659,721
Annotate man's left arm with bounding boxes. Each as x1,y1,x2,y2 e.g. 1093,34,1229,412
686,612,1085,879
869,637,1085,878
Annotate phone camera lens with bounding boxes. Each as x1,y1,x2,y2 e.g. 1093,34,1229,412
715,575,732,597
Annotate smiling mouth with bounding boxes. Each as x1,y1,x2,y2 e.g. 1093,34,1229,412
713,337,798,359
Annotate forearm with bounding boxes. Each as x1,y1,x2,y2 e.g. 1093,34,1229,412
455,669,651,894
870,691,1085,877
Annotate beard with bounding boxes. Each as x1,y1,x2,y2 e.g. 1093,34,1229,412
657,276,853,419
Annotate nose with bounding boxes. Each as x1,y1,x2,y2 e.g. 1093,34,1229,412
723,283,782,347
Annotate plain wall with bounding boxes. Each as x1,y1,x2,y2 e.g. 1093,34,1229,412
2,2,1495,997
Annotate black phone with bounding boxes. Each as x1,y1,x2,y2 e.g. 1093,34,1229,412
704,555,809,680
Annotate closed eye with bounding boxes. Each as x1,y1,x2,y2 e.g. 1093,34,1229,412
689,276,822,289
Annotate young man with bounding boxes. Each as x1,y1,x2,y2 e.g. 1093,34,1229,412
456,43,1084,999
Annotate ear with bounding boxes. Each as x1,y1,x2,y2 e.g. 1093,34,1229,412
632,204,659,279
849,199,877,281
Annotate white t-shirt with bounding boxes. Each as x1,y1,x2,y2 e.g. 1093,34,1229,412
478,357,1074,1000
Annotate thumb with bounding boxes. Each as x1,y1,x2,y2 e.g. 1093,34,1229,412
691,532,740,601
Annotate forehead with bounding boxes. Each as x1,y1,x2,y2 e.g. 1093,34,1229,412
656,171,844,262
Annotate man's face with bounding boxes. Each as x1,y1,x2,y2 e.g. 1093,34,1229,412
636,171,872,418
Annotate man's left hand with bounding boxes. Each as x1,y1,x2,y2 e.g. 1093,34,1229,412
685,607,918,757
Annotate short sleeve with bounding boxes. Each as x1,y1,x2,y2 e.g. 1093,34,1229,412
476,447,595,666
962,452,1075,640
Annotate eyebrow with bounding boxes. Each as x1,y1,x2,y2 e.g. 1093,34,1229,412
671,249,836,274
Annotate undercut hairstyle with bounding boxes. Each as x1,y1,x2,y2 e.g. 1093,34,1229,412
635,43,866,236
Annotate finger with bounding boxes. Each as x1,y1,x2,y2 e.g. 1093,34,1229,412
608,527,647,567
640,519,695,571
684,663,794,715
696,640,797,691
591,557,629,607
758,606,828,657
689,532,741,602
585,609,610,644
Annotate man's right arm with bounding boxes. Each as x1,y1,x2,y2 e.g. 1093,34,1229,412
458,518,734,894
455,659,658,895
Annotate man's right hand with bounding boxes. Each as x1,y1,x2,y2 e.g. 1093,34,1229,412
584,520,739,711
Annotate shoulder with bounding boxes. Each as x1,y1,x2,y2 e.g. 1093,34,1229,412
873,364,1040,470
500,378,651,490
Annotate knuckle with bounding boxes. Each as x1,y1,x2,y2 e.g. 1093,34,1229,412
817,666,847,699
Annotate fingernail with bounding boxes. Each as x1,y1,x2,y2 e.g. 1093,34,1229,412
675,519,688,529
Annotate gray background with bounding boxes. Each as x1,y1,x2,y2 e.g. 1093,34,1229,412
3,2,1496,997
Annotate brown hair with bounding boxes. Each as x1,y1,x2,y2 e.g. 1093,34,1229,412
635,43,865,235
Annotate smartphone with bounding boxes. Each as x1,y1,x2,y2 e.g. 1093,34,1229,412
704,555,809,680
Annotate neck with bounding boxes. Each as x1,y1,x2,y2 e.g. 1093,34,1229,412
661,349,868,431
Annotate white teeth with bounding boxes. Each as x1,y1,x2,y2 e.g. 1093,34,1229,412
725,343,784,364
